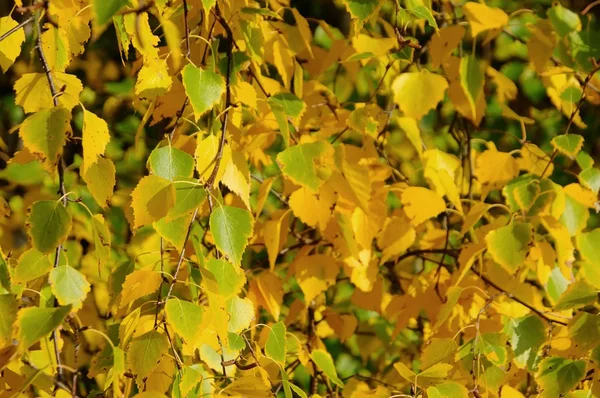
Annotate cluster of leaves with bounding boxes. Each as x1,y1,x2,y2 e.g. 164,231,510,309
1,0,600,396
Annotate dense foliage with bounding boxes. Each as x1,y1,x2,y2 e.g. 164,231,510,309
1,0,600,396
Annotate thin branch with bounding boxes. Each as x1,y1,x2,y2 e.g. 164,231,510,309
205,4,233,189
477,273,568,326
182,0,190,57
250,174,288,205
0,16,33,43
164,207,199,300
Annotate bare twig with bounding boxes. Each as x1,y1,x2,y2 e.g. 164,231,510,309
182,0,190,57
0,16,33,43
164,208,199,300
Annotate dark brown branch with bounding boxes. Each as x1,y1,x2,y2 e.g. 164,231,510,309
182,0,190,57
477,273,568,326
164,207,199,300
205,4,233,189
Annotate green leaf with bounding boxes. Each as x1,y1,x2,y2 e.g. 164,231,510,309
265,321,286,364
421,338,458,369
427,381,469,398
576,151,594,169
27,200,72,254
209,206,254,265
551,134,584,158
154,215,189,252
0,250,10,292
560,193,588,236
19,106,70,169
554,280,597,310
268,93,305,119
182,65,225,121
228,332,246,351
577,229,600,265
568,312,600,354
548,3,581,37
166,179,207,221
505,315,545,370
165,297,204,343
536,356,585,397
0,295,17,345
205,258,246,298
341,0,380,30
108,260,135,302
310,349,344,387
459,55,485,119
406,0,438,30
579,167,600,193
485,222,532,273
128,330,169,383
13,248,52,284
474,333,508,367
148,145,194,182
49,265,91,310
16,305,71,350
276,141,330,192
93,0,128,25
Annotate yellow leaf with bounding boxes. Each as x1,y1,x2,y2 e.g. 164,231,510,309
161,18,181,70
120,270,162,308
429,25,465,70
527,20,556,74
124,11,159,58
0,17,26,72
233,81,258,109
130,175,175,229
501,386,525,398
519,143,554,177
351,34,396,57
255,176,275,217
255,272,283,320
564,183,596,209
397,117,423,158
264,210,291,270
424,167,463,214
464,2,509,37
135,58,173,100
377,216,416,263
476,149,519,188
83,157,116,208
289,186,334,231
290,7,314,58
49,0,92,55
41,24,71,72
222,151,251,209
294,254,338,303
82,110,110,175
401,187,446,226
392,70,448,120
487,67,517,103
195,134,231,185
14,72,83,113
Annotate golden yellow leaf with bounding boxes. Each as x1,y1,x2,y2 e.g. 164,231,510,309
294,255,338,303
397,117,423,158
519,143,554,176
527,20,556,74
291,7,314,58
377,216,416,263
222,151,251,209
289,186,334,232
120,270,162,308
195,134,231,185
0,17,26,72
264,210,291,270
233,81,258,109
401,187,446,226
83,157,116,209
429,25,465,70
255,272,283,320
130,175,175,229
124,12,159,58
135,58,173,100
14,72,83,113
464,2,509,37
392,70,448,120
161,18,182,70
501,386,525,398
82,110,110,175
476,149,519,187
41,24,71,72
351,34,395,57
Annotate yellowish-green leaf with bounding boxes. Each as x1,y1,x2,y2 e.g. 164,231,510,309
341,0,381,32
148,145,194,182
16,305,71,351
486,222,533,273
120,270,162,308
83,157,116,208
536,357,585,397
276,141,330,192
205,258,246,298
13,249,52,284
551,134,584,158
130,175,175,229
182,65,225,121
41,24,71,72
128,330,169,384
19,106,71,170
195,134,231,185
210,206,254,266
554,280,597,311
49,265,91,310
136,58,173,100
265,321,286,365
28,200,72,254
427,381,469,398
165,297,204,343
93,0,128,25
310,349,344,387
